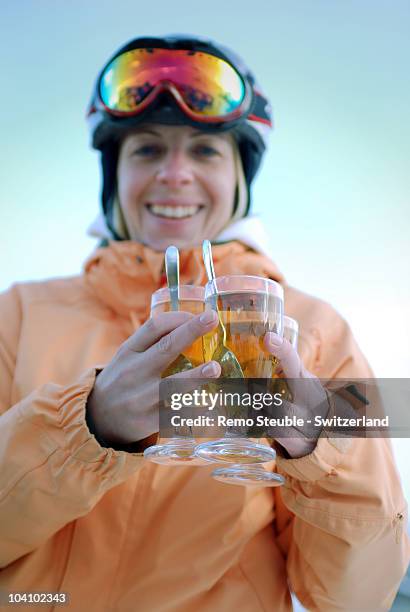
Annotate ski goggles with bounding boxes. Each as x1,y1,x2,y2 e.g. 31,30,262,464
96,47,253,123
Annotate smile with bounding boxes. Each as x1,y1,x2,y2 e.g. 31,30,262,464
146,204,203,219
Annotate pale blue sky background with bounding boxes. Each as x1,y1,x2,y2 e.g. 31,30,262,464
1,1,409,500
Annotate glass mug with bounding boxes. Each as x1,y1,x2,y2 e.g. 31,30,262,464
211,313,300,487
143,285,207,466
194,275,287,486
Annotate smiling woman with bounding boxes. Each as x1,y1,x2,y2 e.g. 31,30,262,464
0,32,408,612
116,125,237,249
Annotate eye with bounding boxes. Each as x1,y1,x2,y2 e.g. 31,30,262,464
132,144,163,157
192,143,220,157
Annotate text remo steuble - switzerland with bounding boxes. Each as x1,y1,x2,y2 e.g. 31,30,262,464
170,415,390,428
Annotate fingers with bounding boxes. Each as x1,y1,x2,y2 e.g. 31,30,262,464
147,310,219,373
127,311,193,353
160,360,222,412
171,360,221,380
264,332,302,378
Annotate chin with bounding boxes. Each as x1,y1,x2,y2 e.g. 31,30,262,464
144,234,203,252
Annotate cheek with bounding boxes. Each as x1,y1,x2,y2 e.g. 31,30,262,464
209,166,236,217
117,166,146,213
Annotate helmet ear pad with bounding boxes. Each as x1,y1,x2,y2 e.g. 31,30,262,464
101,141,123,241
232,131,261,217
237,138,260,187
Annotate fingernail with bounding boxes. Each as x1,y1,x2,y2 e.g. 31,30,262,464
201,361,220,377
267,332,283,346
199,310,217,325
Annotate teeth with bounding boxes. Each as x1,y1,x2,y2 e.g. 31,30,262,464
149,204,200,219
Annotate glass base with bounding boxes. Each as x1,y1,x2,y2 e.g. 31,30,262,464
194,438,277,465
143,440,207,466
212,465,285,487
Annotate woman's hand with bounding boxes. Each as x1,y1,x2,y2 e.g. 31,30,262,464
264,332,330,458
87,310,221,447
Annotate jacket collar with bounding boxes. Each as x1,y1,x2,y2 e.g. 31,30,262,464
84,240,285,322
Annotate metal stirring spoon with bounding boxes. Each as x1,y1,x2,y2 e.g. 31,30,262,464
202,240,244,378
163,245,193,375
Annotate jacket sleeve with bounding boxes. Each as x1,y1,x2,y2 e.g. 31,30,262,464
0,286,144,567
273,311,410,611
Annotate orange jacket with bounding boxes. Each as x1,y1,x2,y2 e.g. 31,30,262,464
0,241,408,611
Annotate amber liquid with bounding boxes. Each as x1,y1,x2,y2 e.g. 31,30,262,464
152,299,204,373
203,291,283,378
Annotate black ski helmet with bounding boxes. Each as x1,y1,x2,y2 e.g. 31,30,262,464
87,35,273,239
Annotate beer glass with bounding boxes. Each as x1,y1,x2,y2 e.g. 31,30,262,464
143,285,207,465
211,314,299,487
194,275,286,486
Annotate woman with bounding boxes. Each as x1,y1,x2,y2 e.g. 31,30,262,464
0,35,408,611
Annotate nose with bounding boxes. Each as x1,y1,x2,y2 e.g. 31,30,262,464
156,151,194,188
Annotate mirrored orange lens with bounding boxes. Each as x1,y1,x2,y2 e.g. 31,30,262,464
99,48,246,117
